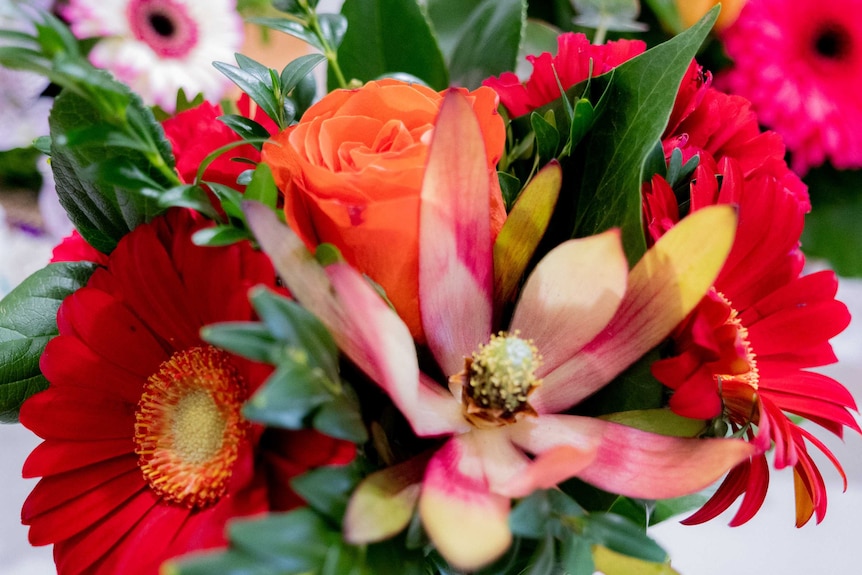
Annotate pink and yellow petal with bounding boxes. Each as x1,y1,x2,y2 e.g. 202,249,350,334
531,205,737,414
343,452,431,544
419,437,512,572
419,90,494,376
244,203,461,437
511,229,627,378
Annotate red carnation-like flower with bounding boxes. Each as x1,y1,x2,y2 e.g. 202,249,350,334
482,32,645,117
161,94,277,189
644,72,858,526
718,0,862,173
20,209,354,574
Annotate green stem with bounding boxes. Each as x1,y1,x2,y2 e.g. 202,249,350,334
302,0,348,88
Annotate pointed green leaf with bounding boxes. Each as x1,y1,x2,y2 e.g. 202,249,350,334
191,225,252,247
573,7,719,266
333,0,448,90
0,262,97,422
291,463,363,521
245,163,279,210
243,362,334,429
427,0,527,89
583,513,667,563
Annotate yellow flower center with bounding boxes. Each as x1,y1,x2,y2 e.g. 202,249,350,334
135,345,248,508
457,331,542,428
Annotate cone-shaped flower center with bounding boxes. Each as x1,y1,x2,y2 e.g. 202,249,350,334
460,332,542,428
135,345,248,508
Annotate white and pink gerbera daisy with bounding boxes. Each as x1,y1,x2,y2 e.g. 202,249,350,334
63,0,243,112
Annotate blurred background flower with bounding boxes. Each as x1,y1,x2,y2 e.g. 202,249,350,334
63,0,244,112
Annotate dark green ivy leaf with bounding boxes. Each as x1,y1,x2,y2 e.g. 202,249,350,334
0,262,97,422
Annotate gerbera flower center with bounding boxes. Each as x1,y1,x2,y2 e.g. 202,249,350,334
135,345,248,509
812,23,852,61
127,0,199,58
457,332,542,428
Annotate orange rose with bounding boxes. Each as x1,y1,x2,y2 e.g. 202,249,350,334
263,79,506,339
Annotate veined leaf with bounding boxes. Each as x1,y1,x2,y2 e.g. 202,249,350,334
0,262,97,422
427,0,527,89
333,0,448,91
573,7,719,266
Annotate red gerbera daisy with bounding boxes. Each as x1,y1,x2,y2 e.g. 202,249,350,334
644,159,857,527
20,209,354,574
718,0,862,173
482,32,645,117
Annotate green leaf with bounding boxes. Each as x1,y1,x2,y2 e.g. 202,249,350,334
228,509,341,572
245,163,279,210
583,513,667,563
242,361,334,429
510,491,553,538
0,262,97,422
155,185,220,221
573,6,719,266
427,0,527,88
801,165,862,277
218,114,272,148
164,550,274,575
561,535,595,575
249,287,340,382
291,463,363,521
214,59,281,127
530,111,560,164
200,321,279,363
312,394,368,442
49,82,176,254
281,52,328,94
334,0,448,91
191,225,252,247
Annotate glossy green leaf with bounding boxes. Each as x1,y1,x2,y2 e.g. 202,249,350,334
0,262,97,422
531,111,560,164
561,535,595,575
213,58,281,127
334,0,448,90
242,361,334,429
291,463,363,521
191,225,252,247
154,185,220,221
228,509,341,572
427,0,527,88
218,114,272,148
599,408,706,437
583,513,667,563
245,163,279,210
200,321,279,363
312,394,368,442
573,6,719,266
281,53,327,94
49,83,177,254
249,286,340,383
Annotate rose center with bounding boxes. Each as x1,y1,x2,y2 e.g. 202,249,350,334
127,0,199,59
457,332,542,428
135,345,248,508
812,23,852,61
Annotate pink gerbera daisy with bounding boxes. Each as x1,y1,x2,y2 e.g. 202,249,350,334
63,0,244,112
719,0,862,173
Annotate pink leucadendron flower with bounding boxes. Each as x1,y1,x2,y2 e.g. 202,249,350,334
245,91,754,571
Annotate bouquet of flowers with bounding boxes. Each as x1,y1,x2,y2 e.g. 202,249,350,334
0,0,857,573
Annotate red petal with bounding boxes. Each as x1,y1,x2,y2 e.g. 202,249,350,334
22,438,133,478
25,466,144,545
20,387,135,441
